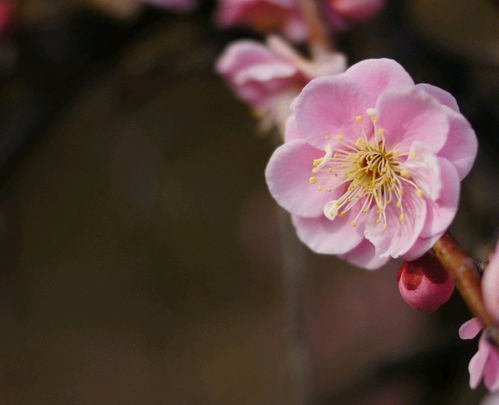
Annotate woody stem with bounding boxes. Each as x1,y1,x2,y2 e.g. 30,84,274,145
432,234,499,346
296,0,333,56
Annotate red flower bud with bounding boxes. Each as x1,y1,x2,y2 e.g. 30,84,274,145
397,253,455,313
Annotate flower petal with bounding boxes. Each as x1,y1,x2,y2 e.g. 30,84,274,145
483,242,499,325
375,87,449,153
469,335,491,389
284,115,302,142
484,347,499,392
265,140,344,217
416,83,459,112
340,239,389,270
438,108,478,180
294,75,371,149
365,182,427,258
420,158,460,238
459,318,483,340
401,233,443,261
344,58,414,105
403,141,442,201
292,212,363,255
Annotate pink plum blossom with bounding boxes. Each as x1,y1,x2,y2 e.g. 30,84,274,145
215,0,306,41
460,318,499,392
140,0,196,11
458,244,499,392
216,36,346,132
326,0,385,30
397,253,454,312
265,58,478,269
484,242,499,324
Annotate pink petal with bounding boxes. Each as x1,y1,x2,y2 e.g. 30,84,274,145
485,347,499,392
375,87,449,153
340,239,389,270
483,242,499,325
459,318,483,340
438,108,478,180
469,335,491,389
265,140,345,217
217,40,280,76
403,141,442,201
284,115,302,142
401,233,443,261
420,158,460,238
416,83,460,112
292,212,363,255
344,58,414,105
293,75,371,149
365,182,427,258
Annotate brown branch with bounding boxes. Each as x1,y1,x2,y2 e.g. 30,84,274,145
296,0,332,56
432,234,499,346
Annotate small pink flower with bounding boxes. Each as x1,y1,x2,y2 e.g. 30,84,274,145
216,36,346,131
483,242,499,324
397,253,454,312
460,318,499,392
140,0,196,11
265,58,477,269
215,0,306,41
326,0,385,30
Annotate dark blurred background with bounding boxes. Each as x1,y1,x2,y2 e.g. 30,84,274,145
0,0,497,404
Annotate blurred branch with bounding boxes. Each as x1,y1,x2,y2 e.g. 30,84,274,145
296,0,332,57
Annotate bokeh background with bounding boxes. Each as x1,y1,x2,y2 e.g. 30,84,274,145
0,0,497,404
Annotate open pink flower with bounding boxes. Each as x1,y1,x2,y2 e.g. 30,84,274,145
326,0,385,30
460,318,499,392
265,58,477,269
397,253,454,312
215,0,306,41
140,0,196,11
484,242,499,324
216,36,346,131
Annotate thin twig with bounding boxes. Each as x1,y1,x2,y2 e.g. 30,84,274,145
296,0,332,57
432,234,499,346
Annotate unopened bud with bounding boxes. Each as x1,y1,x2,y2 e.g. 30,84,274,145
397,252,454,313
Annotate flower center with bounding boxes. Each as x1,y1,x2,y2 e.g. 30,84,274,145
308,110,424,229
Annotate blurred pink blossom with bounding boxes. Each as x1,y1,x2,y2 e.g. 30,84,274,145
216,36,346,131
141,0,196,11
483,242,499,324
460,318,499,392
397,253,454,312
215,0,306,41
0,0,13,36
265,58,477,269
326,0,385,30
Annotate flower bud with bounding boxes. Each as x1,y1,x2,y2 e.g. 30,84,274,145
482,242,499,324
397,253,454,313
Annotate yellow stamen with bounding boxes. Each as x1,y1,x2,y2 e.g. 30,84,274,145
309,176,318,184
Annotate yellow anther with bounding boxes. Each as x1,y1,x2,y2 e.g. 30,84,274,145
399,214,405,221
313,158,323,167
400,169,411,178
416,189,424,197
377,128,385,136
396,201,402,208
362,209,368,214
326,187,332,192
370,115,378,123
317,185,323,191
392,150,400,158
355,139,363,147
327,168,333,173
312,168,319,173
337,134,344,141
351,221,358,227
409,152,417,159
383,223,388,230
309,176,318,184
339,211,347,217
355,115,363,122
